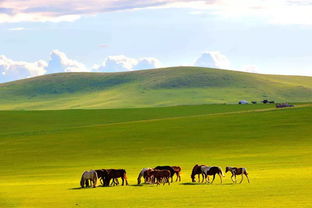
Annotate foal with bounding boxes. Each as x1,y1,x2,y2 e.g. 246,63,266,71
225,167,250,183
148,170,171,185
171,166,182,182
154,166,175,182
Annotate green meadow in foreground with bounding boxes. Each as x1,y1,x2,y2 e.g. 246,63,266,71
1,66,312,110
0,104,311,207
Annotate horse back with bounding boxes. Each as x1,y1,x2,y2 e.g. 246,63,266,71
155,166,175,177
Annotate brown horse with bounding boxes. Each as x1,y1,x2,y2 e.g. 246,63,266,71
148,170,171,185
171,166,182,182
102,169,128,186
154,166,175,182
225,167,250,183
191,164,206,182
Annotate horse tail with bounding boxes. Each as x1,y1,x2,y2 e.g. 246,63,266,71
123,170,128,180
94,170,98,180
80,172,85,187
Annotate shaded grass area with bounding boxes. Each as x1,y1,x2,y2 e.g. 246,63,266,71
0,104,311,207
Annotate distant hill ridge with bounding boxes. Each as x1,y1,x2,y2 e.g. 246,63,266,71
0,66,311,110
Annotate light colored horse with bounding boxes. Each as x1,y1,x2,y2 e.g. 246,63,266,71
137,168,153,184
225,167,250,183
80,170,98,188
201,166,224,183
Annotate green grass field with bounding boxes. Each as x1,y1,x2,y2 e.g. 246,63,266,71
1,104,312,207
1,67,312,110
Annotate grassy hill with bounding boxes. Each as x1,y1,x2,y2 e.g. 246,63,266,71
0,66,312,110
0,104,311,207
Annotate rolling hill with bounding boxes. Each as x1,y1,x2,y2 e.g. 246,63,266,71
0,66,312,110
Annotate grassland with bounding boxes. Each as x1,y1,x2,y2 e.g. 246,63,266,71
0,104,311,207
0,67,312,110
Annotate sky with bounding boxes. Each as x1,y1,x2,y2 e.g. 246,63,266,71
1,0,312,82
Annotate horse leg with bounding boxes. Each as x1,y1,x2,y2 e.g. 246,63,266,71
239,175,244,184
206,175,210,183
201,174,204,183
219,173,222,184
198,174,200,182
82,179,85,188
245,174,250,183
231,175,235,183
211,175,215,184
121,177,125,186
93,179,97,188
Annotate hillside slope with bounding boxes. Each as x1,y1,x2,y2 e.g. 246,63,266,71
0,66,311,110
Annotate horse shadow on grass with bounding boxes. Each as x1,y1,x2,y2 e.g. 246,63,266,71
180,182,233,186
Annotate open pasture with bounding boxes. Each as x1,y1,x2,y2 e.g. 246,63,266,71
0,104,311,207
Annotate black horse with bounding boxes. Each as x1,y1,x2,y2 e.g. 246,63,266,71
100,169,128,186
154,166,175,182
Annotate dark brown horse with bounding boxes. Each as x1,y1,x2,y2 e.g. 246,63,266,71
95,169,119,186
171,166,182,182
148,170,171,185
225,167,250,183
191,164,206,182
154,166,175,182
101,169,128,186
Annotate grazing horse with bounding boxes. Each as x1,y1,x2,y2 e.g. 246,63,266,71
137,168,153,184
154,166,175,182
102,169,128,186
80,170,98,188
191,164,207,182
95,169,119,186
148,170,171,185
225,167,250,183
171,166,182,182
201,166,224,184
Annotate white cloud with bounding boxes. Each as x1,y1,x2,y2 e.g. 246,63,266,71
46,50,88,73
194,51,259,73
1,0,312,24
194,51,231,69
8,27,26,31
94,55,161,72
0,55,47,83
133,58,161,70
0,51,162,83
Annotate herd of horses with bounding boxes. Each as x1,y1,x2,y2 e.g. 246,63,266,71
80,165,249,188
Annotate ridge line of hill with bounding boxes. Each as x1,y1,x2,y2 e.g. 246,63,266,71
1,66,312,110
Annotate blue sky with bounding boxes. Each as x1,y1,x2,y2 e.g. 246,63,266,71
1,0,312,82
